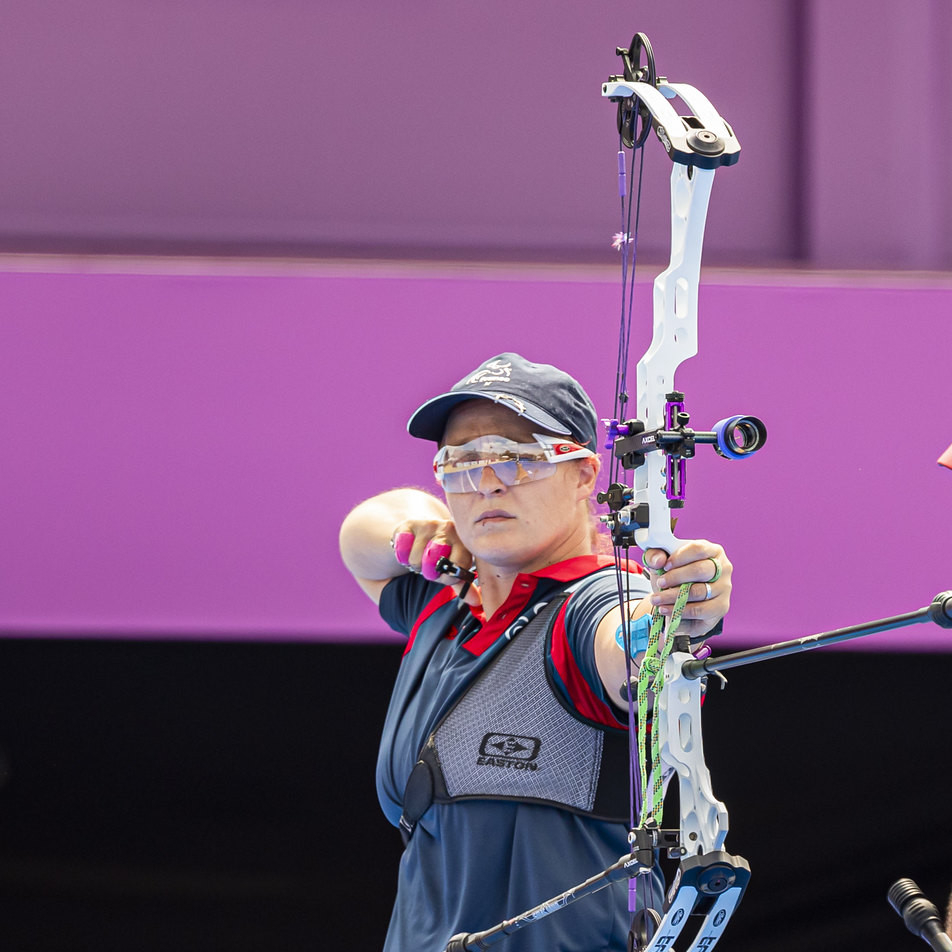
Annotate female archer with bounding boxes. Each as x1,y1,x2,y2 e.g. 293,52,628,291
339,352,732,952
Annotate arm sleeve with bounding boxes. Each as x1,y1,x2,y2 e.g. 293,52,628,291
378,573,445,638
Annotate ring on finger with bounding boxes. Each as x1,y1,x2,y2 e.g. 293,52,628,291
706,558,722,583
704,582,713,601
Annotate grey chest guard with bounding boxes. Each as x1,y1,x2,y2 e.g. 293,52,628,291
399,594,631,844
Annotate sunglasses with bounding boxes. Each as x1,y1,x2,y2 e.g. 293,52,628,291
433,433,594,494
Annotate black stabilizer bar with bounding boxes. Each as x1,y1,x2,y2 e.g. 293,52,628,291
683,592,952,680
443,837,655,951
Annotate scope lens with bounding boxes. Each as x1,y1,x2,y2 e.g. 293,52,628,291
713,415,767,460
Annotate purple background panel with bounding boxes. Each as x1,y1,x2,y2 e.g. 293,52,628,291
2,0,950,268
1,261,949,649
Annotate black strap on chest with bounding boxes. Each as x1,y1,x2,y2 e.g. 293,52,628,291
399,593,630,844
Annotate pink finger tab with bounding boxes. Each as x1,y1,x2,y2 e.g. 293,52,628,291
421,541,452,581
393,532,414,565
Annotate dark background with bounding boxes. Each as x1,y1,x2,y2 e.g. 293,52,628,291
0,638,948,952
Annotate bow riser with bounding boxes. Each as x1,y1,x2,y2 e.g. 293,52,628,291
635,163,714,553
658,651,728,853
602,78,740,554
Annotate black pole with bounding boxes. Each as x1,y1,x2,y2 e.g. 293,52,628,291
683,591,952,680
443,850,640,951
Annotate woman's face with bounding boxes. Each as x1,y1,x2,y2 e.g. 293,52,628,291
440,400,599,575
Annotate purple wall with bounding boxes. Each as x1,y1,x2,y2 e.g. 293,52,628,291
2,260,949,649
1,1,950,649
2,0,950,268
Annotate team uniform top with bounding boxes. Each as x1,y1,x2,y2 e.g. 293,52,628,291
376,554,659,952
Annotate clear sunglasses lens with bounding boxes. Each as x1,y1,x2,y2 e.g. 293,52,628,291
439,458,556,493
434,434,589,493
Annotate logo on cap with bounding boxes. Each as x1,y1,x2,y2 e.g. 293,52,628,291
467,359,513,388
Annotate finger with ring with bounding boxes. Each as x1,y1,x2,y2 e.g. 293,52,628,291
706,558,722,583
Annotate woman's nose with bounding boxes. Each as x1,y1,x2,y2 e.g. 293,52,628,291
476,465,507,495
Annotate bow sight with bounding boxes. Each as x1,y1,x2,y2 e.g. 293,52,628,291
599,396,767,549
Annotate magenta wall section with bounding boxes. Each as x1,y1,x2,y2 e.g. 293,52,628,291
2,260,949,648
3,1,950,269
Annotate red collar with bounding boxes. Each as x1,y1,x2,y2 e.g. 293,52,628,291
462,554,640,655
525,554,622,581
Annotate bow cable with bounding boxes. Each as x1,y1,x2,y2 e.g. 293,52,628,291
613,133,645,831
611,127,651,929
610,109,693,942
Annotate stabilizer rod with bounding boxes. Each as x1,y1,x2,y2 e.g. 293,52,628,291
683,591,952,680
443,848,648,951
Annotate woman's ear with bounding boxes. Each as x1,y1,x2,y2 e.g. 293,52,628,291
575,454,601,498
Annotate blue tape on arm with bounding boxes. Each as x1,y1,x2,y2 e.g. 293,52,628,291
615,615,651,659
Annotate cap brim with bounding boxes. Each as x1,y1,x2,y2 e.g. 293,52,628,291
407,390,572,443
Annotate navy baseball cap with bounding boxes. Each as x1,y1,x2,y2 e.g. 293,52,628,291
407,353,599,449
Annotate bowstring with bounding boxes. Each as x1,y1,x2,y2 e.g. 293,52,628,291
611,133,654,922
613,142,644,441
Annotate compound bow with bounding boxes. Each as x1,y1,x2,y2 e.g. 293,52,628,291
442,32,756,952
441,31,952,952
597,31,756,952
